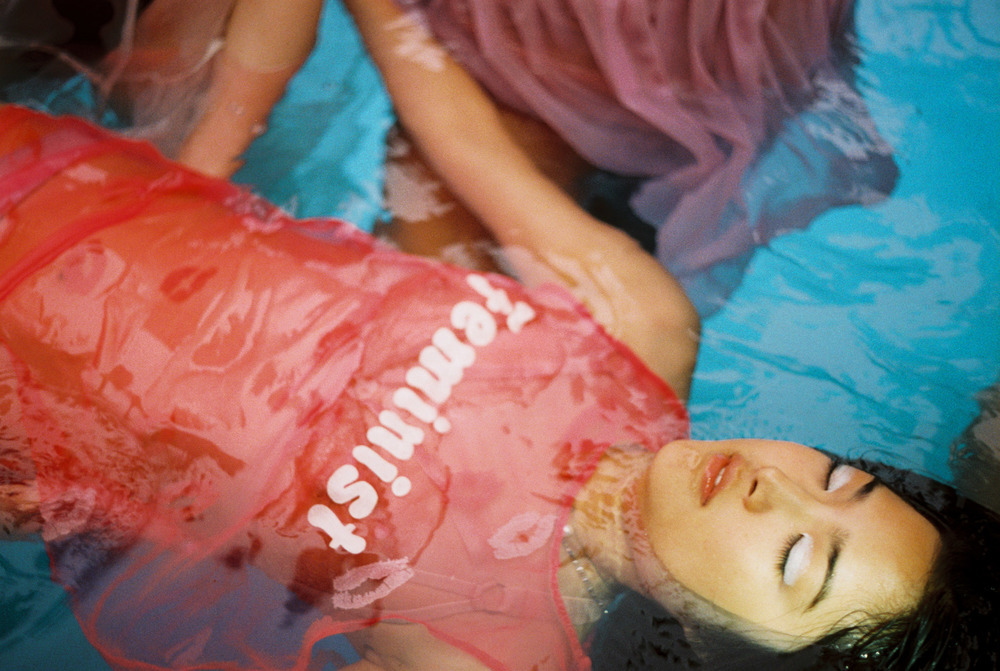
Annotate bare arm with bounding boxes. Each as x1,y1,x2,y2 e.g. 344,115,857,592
345,0,699,398
177,0,323,177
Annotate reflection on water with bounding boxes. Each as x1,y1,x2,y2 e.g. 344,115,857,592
2,0,999,669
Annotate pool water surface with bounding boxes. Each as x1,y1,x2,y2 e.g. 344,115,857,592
1,0,998,668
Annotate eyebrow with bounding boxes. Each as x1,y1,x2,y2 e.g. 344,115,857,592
852,477,881,501
807,478,882,610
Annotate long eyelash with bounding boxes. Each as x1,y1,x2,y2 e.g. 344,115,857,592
777,533,801,577
824,457,843,488
857,476,881,498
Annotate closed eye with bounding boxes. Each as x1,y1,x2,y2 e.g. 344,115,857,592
825,459,855,492
778,533,813,586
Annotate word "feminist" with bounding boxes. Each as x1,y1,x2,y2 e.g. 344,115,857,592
308,274,536,554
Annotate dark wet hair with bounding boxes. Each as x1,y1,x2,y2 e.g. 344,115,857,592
588,459,1000,671
950,381,1000,513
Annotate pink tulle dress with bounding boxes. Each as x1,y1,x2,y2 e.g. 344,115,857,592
6,0,894,291
0,106,688,670
398,0,895,279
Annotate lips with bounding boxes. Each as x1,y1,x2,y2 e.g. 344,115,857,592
701,453,736,505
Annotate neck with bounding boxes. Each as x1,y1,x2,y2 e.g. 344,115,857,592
567,444,654,590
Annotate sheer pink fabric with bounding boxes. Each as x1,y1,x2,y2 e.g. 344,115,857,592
0,106,688,670
14,0,885,283
399,0,863,275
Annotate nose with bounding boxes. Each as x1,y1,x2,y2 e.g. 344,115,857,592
743,466,817,514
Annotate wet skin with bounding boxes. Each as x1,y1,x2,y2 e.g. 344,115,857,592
641,439,941,642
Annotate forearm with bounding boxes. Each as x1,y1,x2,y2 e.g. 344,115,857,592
342,0,561,260
178,0,323,177
346,0,699,395
177,54,298,177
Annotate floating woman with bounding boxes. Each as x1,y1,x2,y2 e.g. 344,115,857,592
1,93,998,670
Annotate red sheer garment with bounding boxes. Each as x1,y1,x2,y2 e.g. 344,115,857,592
0,106,688,670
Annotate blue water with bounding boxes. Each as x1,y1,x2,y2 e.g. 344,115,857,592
690,0,1000,481
2,0,998,669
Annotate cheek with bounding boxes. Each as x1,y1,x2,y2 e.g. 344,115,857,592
643,445,700,523
650,513,771,606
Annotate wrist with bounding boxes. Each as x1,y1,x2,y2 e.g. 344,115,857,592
178,49,298,177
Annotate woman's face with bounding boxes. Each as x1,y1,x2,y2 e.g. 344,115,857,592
640,439,941,640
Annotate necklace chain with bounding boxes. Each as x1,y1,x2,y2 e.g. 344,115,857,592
562,524,611,616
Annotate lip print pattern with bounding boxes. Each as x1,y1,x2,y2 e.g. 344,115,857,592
488,512,558,560
160,265,218,303
330,558,416,610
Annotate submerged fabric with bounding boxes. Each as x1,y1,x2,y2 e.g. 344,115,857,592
401,0,898,284
0,106,688,670
3,0,898,294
